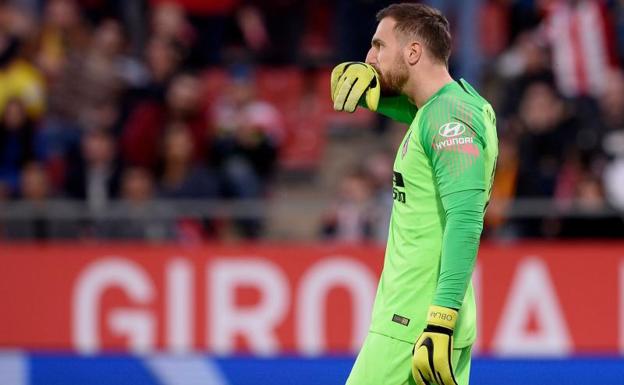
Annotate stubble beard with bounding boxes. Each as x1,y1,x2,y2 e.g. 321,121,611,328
375,56,409,97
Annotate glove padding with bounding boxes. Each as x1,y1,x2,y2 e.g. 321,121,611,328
412,305,459,385
330,62,380,112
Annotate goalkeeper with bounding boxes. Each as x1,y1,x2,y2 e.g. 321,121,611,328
331,3,498,385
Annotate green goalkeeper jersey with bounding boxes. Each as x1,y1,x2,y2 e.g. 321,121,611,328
369,79,498,347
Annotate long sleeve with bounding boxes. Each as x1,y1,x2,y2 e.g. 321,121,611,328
434,189,484,308
419,94,489,309
361,94,418,125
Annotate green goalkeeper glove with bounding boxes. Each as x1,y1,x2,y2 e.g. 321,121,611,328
412,305,459,385
330,62,380,112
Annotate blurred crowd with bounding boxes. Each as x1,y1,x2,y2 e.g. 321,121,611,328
0,0,291,240
0,0,623,241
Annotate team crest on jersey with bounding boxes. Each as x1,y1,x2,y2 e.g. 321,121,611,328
401,131,412,158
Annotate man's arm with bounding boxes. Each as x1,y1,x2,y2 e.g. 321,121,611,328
362,94,418,125
420,105,487,308
435,189,484,308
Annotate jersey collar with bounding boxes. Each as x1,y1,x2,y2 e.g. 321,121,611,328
421,79,458,110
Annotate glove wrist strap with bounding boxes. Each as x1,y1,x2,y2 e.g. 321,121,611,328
427,305,458,330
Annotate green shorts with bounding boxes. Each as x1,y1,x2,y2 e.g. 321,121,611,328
346,331,472,385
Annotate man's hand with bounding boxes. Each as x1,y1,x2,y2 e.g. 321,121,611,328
412,305,459,385
330,62,380,112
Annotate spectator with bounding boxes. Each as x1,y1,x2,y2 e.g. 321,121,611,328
507,81,578,237
82,97,124,136
19,163,49,203
41,17,127,165
0,99,41,196
2,162,77,239
45,18,125,129
64,128,122,211
321,169,376,242
514,82,574,198
0,31,46,120
131,36,185,103
496,31,553,120
209,72,283,238
98,167,176,240
157,125,218,198
210,73,282,197
150,2,195,50
36,0,90,80
122,72,209,169
91,18,149,93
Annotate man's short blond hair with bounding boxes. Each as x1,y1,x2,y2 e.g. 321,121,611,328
377,3,452,64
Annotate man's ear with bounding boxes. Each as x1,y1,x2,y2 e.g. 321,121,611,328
406,41,421,65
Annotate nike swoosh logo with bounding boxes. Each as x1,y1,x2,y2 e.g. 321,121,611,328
421,337,447,385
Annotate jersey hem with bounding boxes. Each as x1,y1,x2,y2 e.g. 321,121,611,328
368,329,413,345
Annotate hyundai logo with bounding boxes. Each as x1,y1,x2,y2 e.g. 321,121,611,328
438,122,466,138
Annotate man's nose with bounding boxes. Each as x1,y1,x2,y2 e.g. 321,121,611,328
365,48,376,65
